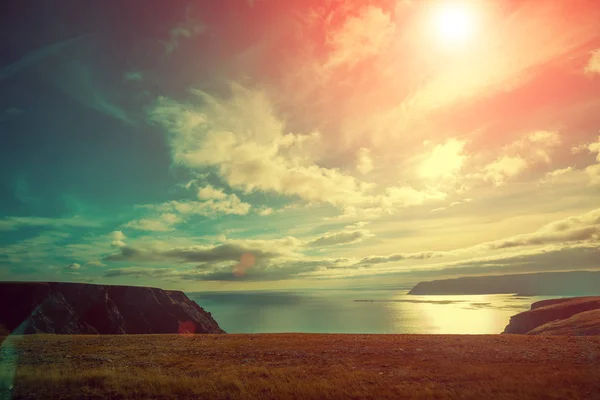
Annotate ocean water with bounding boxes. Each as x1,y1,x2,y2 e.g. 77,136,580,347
189,289,562,334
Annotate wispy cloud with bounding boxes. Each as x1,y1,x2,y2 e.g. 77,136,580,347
305,229,372,247
0,216,99,231
163,5,207,55
0,36,83,80
584,49,600,75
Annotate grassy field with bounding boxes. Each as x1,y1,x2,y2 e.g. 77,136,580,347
1,333,600,399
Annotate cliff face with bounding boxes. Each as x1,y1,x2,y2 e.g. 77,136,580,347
408,271,600,296
0,282,225,334
502,296,600,335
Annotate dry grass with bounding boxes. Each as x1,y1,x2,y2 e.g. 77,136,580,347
1,334,600,399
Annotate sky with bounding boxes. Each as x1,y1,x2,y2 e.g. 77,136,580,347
1,0,599,292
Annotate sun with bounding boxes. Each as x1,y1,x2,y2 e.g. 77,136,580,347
430,2,477,48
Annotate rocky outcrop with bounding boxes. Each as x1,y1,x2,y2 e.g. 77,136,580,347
0,282,225,334
408,271,600,296
502,296,600,335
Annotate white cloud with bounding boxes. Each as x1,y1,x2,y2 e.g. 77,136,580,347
584,49,600,75
164,6,207,55
65,263,81,270
583,136,600,185
150,83,385,211
257,207,274,216
105,236,303,265
540,167,575,184
483,155,527,186
124,213,182,232
85,260,106,267
305,229,373,247
431,197,472,213
419,139,467,180
480,208,600,250
197,185,227,200
326,6,395,68
356,147,373,175
0,216,98,231
384,186,447,208
110,230,127,248
110,230,126,241
509,130,561,164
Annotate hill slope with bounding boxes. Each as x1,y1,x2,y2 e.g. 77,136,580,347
408,270,600,295
0,282,224,334
503,296,600,335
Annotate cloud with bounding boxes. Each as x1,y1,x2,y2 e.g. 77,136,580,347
482,207,600,250
123,213,182,232
0,216,99,231
194,186,252,216
348,245,600,282
419,139,467,180
582,136,600,185
124,70,143,81
462,131,563,187
584,49,600,75
356,148,373,175
102,236,332,282
540,167,575,184
163,6,207,55
101,257,332,282
182,257,352,282
110,231,126,241
483,155,527,186
149,84,376,209
383,186,447,208
508,130,561,164
197,185,227,200
306,229,372,247
104,236,301,264
140,196,251,220
47,58,136,125
65,263,81,270
257,207,274,216
357,251,444,266
104,267,177,278
85,260,106,267
109,231,127,247
431,198,472,213
0,36,83,80
100,207,600,282
395,1,600,120
350,207,600,268
326,6,395,68
149,83,454,219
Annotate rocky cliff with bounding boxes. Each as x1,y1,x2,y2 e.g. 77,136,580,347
408,271,600,296
502,296,600,335
0,282,225,334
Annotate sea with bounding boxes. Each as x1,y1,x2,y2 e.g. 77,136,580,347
188,289,563,334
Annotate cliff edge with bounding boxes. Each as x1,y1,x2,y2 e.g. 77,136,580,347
502,296,600,335
0,282,225,334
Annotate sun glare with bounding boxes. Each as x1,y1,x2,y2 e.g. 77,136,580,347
430,2,477,48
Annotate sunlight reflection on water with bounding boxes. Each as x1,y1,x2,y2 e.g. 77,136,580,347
392,294,534,334
192,290,562,334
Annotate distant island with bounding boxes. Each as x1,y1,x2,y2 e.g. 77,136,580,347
408,270,600,296
503,296,600,335
0,282,224,334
